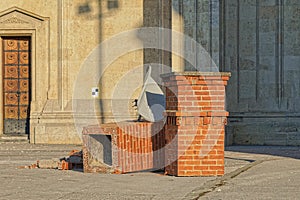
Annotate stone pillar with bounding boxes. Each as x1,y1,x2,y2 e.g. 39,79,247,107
162,72,230,176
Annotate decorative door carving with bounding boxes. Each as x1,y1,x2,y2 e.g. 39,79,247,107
2,37,30,134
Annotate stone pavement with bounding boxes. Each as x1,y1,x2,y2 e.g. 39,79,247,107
0,143,299,200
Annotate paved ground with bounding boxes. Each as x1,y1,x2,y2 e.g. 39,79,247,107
201,146,300,200
0,143,299,200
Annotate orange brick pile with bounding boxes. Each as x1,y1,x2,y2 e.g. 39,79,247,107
18,150,83,170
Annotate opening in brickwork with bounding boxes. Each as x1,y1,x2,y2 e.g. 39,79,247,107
89,135,112,166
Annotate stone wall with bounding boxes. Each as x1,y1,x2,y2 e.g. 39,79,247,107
224,0,300,145
2,0,299,146
0,0,146,144
171,0,220,72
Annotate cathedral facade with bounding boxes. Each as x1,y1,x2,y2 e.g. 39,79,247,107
0,0,299,145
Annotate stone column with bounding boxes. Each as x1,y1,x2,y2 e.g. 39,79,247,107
162,72,230,176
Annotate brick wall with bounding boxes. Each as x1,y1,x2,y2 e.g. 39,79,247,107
83,121,165,173
116,122,165,172
162,72,230,176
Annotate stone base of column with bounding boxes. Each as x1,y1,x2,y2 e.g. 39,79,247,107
162,72,231,176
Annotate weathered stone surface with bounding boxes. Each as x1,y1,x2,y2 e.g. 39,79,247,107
1,0,299,146
0,0,145,144
224,1,300,145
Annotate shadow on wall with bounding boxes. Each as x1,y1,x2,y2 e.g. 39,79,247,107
171,0,221,72
143,0,172,80
77,0,120,124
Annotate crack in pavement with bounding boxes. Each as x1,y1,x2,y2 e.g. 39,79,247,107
183,159,278,200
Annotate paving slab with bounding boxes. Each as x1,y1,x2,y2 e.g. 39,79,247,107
200,146,300,200
0,143,214,200
2,143,298,200
202,158,300,200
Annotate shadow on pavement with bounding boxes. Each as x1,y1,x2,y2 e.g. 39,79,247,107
225,145,300,160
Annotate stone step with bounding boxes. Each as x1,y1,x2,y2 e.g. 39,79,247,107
0,134,29,143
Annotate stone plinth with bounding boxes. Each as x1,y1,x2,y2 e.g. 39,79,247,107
162,72,231,176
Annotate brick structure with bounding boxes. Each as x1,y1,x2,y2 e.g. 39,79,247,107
162,72,231,176
83,72,230,176
82,121,165,173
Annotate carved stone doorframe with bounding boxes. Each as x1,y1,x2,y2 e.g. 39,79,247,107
0,7,49,136
0,32,35,136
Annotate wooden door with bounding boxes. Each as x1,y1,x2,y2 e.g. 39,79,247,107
2,37,30,135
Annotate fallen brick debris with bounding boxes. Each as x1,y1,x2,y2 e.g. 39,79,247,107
17,163,38,169
18,150,83,171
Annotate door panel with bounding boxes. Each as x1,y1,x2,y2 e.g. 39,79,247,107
2,37,30,135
